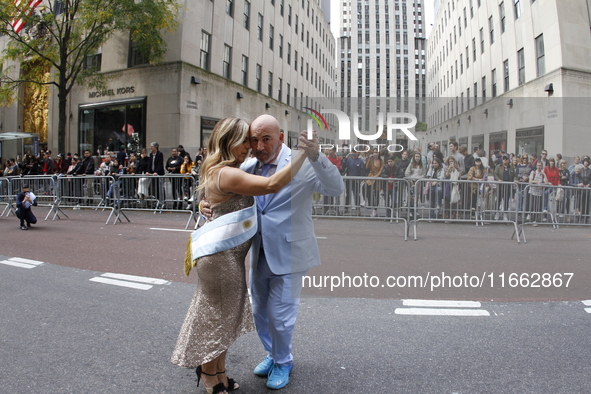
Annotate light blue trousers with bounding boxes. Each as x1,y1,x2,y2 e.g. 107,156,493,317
250,249,306,366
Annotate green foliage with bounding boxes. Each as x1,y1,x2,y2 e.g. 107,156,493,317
415,121,428,132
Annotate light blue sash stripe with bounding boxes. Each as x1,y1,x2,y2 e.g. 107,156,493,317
191,203,257,261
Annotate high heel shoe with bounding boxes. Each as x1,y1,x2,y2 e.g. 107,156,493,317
196,366,227,394
217,371,239,391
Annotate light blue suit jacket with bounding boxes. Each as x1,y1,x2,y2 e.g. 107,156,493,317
241,144,344,275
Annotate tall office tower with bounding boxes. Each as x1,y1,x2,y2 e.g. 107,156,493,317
426,0,591,159
337,0,427,143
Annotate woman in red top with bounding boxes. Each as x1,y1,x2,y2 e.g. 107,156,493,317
544,158,560,186
543,157,560,213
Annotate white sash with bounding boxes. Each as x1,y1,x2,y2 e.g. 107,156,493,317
190,203,257,262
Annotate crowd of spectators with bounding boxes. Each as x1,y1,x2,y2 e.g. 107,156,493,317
3,142,591,222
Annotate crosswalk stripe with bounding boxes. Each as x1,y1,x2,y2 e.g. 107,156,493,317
581,300,591,306
395,308,490,316
403,299,481,308
8,257,44,266
100,273,169,285
89,277,153,290
0,260,37,269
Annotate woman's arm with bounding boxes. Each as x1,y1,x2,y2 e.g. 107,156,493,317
219,149,308,196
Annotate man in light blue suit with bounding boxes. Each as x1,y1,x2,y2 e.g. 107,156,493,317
242,115,344,389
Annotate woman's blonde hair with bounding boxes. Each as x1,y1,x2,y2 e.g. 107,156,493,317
197,117,250,196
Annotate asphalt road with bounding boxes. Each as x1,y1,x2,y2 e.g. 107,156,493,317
2,207,591,392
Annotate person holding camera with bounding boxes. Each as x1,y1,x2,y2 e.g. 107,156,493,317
16,184,37,230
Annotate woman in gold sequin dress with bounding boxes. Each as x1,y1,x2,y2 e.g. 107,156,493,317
171,117,309,394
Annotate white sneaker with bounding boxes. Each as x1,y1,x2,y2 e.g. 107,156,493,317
532,221,538,227
542,217,547,222
526,214,531,221
371,209,377,217
503,214,508,221
494,213,499,220
543,209,548,213
360,199,366,207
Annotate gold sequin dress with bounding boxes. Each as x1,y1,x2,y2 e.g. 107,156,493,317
171,194,255,367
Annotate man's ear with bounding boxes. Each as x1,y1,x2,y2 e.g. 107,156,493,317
279,132,285,143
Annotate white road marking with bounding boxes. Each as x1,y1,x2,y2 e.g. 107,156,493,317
100,273,170,285
89,277,153,290
585,308,591,314
395,308,490,316
150,227,192,232
0,260,37,269
8,257,44,265
403,299,482,308
581,300,591,306
316,236,328,239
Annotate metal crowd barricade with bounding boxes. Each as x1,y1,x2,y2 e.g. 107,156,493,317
518,183,591,243
412,178,521,243
0,176,14,216
51,175,115,221
311,176,411,240
105,173,199,227
7,175,61,220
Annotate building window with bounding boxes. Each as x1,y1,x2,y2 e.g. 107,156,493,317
241,55,248,86
286,83,290,104
466,46,469,68
517,48,525,85
54,0,65,15
199,31,211,70
257,14,263,41
474,82,478,106
294,50,298,70
504,59,510,92
223,45,232,79
499,2,506,33
288,5,292,25
467,87,471,109
492,69,497,97
279,34,283,58
226,0,234,17
278,78,282,102
256,64,262,92
128,37,149,67
85,51,102,72
482,76,486,100
79,99,146,157
269,25,274,50
535,34,545,77
280,0,284,16
243,1,250,29
489,16,494,44
480,28,484,54
268,71,273,97
514,0,521,20
472,38,476,61
287,43,291,64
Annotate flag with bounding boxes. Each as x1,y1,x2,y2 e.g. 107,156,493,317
183,202,257,276
11,0,43,34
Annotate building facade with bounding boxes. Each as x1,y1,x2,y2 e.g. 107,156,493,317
337,0,427,145
0,0,337,159
425,0,591,160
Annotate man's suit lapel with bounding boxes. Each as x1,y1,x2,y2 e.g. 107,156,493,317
263,145,291,208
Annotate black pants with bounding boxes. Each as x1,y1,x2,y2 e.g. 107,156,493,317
17,207,37,226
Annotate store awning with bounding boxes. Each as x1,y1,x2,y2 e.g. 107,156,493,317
0,132,39,141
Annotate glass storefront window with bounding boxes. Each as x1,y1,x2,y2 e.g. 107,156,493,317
516,126,544,157
78,98,146,155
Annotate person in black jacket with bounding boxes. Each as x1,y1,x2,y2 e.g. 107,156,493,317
16,184,37,230
147,142,165,204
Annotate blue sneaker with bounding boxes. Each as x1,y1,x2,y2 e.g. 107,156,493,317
253,356,274,376
266,363,293,390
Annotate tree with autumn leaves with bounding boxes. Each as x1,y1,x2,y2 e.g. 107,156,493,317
0,0,179,154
